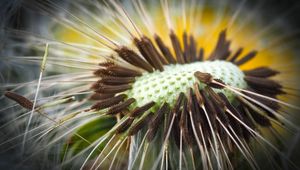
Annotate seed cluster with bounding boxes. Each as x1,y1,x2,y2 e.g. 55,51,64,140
89,29,283,146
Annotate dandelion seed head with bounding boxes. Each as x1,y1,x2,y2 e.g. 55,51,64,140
127,60,246,110
1,0,300,169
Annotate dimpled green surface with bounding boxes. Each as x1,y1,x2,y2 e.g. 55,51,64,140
125,60,247,111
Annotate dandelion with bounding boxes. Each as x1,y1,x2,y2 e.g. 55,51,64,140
1,0,300,169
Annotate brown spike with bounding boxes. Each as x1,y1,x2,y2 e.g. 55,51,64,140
210,93,230,127
129,101,155,118
243,67,279,78
197,48,204,61
142,36,165,70
183,32,190,63
194,71,213,85
241,89,279,120
93,68,111,77
194,72,225,89
115,46,153,72
209,79,225,89
218,93,245,136
179,97,188,129
208,30,231,60
194,83,204,105
91,94,127,110
154,34,176,64
143,36,168,65
170,30,185,64
186,88,194,113
171,114,181,147
179,99,193,146
200,90,217,131
241,102,271,127
221,41,232,60
107,65,142,77
128,112,154,136
89,93,114,101
229,47,243,62
134,38,155,68
234,51,257,66
244,76,282,89
191,89,204,125
90,80,102,89
188,87,203,126
99,76,135,85
204,86,226,108
116,118,134,134
134,37,164,71
98,61,115,67
163,105,176,140
251,86,286,96
236,105,256,141
172,92,185,115
5,91,33,110
198,90,214,144
147,103,170,141
106,98,136,115
189,35,197,62
243,89,280,111
95,84,131,94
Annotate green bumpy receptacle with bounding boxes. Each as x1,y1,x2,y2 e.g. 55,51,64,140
125,60,247,111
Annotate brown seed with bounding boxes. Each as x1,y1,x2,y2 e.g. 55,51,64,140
243,67,279,78
210,94,229,127
106,98,136,115
172,93,185,115
143,36,168,65
197,48,204,61
95,84,132,94
234,51,257,66
89,93,115,101
244,76,282,89
218,93,249,136
163,106,176,140
129,101,155,118
204,86,226,108
170,30,185,64
194,71,213,85
189,35,197,62
243,88,280,111
128,112,154,136
116,118,134,134
115,46,153,72
229,47,243,62
91,94,127,110
107,65,142,77
134,37,165,71
99,76,135,85
154,34,176,64
5,91,34,110
179,99,193,146
98,61,115,67
93,68,111,77
208,30,231,61
200,90,217,131
194,83,204,105
209,79,225,89
183,32,190,63
241,102,271,127
147,103,170,141
236,105,256,141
